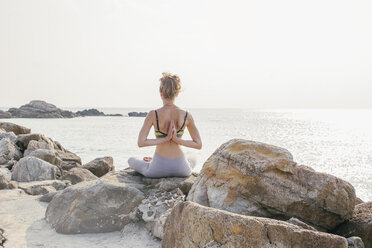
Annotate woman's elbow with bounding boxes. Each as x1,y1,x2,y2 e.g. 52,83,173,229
137,140,144,148
196,141,202,150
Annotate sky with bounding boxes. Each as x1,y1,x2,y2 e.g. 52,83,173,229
0,0,371,109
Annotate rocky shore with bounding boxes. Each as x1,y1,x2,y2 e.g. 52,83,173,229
0,122,371,248
1,100,123,118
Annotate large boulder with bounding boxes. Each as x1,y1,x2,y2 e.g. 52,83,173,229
187,139,356,231
0,122,30,135
62,167,98,184
27,149,63,176
45,168,197,235
0,110,11,119
11,157,59,182
333,202,372,248
83,156,114,177
0,131,17,143
7,100,77,118
0,138,22,166
45,179,145,234
163,201,349,248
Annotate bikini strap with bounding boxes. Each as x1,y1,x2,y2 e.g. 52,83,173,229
155,110,160,131
179,111,188,130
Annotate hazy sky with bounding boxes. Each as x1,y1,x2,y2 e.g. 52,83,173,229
1,0,371,109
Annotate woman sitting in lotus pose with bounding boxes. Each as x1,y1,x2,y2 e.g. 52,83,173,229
128,72,202,178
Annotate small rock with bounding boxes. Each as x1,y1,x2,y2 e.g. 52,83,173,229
39,191,59,202
83,156,114,177
62,167,98,184
18,180,71,195
347,237,365,248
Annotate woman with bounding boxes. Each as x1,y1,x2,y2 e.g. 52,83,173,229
128,73,202,178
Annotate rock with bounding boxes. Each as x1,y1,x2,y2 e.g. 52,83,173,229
83,156,114,177
11,157,59,182
45,179,145,234
0,122,30,135
76,108,105,116
128,112,147,117
333,202,372,248
356,197,364,205
8,100,77,118
27,149,63,176
56,149,82,166
287,217,318,231
0,168,17,189
348,237,365,248
0,110,11,119
0,228,6,248
16,133,43,151
0,131,17,143
18,180,71,195
61,161,81,171
62,167,98,184
0,138,22,166
162,201,349,248
45,168,196,234
39,191,58,202
24,139,54,156
187,139,356,231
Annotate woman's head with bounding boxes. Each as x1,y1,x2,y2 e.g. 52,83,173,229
159,72,181,100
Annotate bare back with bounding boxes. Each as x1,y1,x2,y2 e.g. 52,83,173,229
152,106,188,158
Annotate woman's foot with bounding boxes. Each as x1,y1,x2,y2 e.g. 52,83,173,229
143,156,152,162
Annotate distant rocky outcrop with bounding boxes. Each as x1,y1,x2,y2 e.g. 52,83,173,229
0,110,11,119
128,112,147,117
6,100,122,118
8,100,76,118
75,108,122,117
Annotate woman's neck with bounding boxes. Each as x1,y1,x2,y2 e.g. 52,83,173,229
162,99,175,107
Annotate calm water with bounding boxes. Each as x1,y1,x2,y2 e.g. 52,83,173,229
1,108,371,201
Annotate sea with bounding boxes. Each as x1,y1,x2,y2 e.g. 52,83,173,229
1,107,371,202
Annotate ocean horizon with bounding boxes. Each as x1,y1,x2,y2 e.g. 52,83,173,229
1,107,371,202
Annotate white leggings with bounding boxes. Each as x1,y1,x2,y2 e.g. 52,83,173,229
128,153,196,178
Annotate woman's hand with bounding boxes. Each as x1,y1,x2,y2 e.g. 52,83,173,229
165,120,175,141
143,157,152,162
171,120,179,142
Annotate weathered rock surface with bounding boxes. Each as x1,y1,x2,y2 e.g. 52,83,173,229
24,139,54,156
287,217,318,231
27,149,63,175
187,139,356,231
62,167,98,184
0,122,30,135
0,110,11,119
334,202,372,248
45,179,145,234
163,201,349,248
56,149,82,168
0,131,17,143
83,156,114,177
347,237,366,248
8,100,77,118
0,168,17,189
11,157,59,182
16,133,43,151
45,168,196,235
39,191,58,202
18,180,71,195
0,138,22,166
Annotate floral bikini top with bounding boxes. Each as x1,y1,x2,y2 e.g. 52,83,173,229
154,110,188,138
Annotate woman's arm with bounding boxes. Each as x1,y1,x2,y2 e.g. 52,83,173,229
172,112,202,149
137,110,172,147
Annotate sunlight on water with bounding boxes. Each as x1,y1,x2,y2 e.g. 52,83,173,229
1,108,371,201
